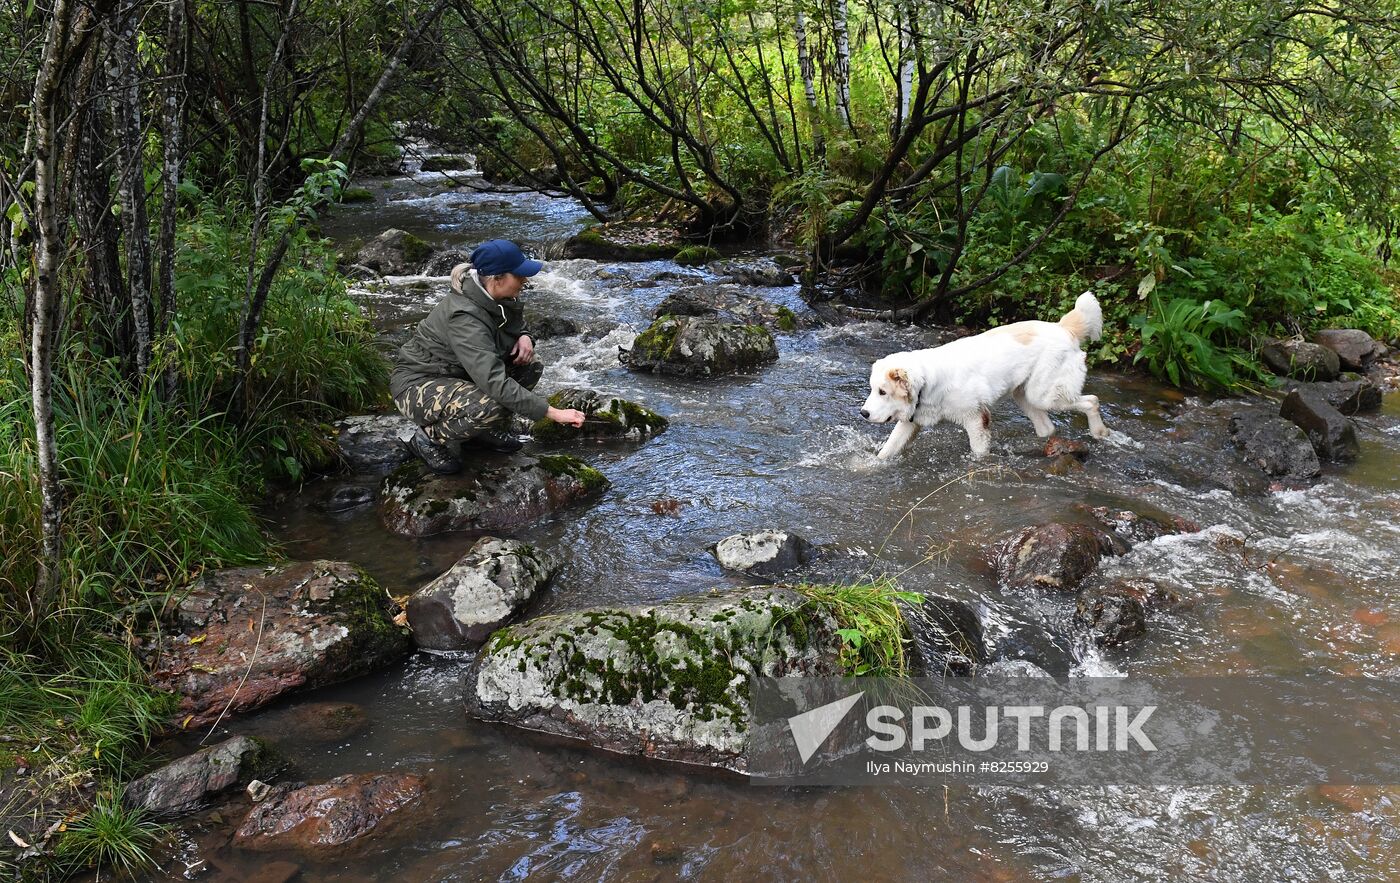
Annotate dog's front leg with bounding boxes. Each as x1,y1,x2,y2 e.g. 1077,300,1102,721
961,415,992,459
877,420,921,460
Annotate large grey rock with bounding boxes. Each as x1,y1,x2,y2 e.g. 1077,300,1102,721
233,772,426,853
621,316,778,377
379,454,609,537
710,530,812,577
407,538,560,650
706,258,795,287
654,283,811,332
123,736,281,818
994,523,1127,593
1260,339,1341,381
335,414,417,472
530,388,669,444
419,248,472,277
1312,328,1385,371
1280,387,1359,462
1296,378,1382,415
148,562,410,728
355,229,434,276
1228,411,1322,482
464,588,842,772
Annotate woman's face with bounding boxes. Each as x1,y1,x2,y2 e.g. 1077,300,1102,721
485,272,530,300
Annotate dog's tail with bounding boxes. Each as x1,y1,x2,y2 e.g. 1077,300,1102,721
1059,291,1103,344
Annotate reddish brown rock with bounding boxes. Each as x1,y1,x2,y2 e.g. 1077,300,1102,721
233,772,426,852
1043,436,1088,458
148,562,410,728
994,523,1127,593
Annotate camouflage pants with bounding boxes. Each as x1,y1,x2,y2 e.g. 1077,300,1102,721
393,360,543,444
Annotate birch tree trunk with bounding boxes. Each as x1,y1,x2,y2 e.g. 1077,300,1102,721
894,0,915,136
157,0,187,397
795,7,826,160
29,0,78,615
830,0,853,132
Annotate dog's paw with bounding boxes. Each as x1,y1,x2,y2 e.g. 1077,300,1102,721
1090,423,1111,440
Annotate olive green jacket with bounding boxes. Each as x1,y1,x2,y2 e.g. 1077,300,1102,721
389,273,547,420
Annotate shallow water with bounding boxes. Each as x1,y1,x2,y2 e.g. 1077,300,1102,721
160,164,1400,881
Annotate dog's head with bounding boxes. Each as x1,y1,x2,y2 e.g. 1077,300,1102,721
861,356,917,423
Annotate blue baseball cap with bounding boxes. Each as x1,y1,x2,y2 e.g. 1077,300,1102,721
470,239,542,277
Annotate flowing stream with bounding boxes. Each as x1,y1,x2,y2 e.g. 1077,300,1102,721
160,156,1400,881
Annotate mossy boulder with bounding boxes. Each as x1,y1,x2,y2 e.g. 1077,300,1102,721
464,588,842,772
622,315,778,377
419,154,473,172
148,562,411,728
379,453,608,537
562,223,685,261
530,388,669,443
653,283,813,332
673,245,721,266
355,229,435,276
340,187,375,204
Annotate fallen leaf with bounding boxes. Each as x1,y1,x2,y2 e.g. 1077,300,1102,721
8,831,30,849
189,634,206,645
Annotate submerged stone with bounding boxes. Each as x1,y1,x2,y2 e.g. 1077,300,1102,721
379,453,609,537
233,772,427,853
464,588,842,772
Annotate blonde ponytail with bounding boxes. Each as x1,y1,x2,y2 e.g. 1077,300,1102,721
449,263,472,294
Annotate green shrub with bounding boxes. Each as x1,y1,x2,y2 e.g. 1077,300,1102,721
791,579,924,677
55,791,166,878
1131,295,1258,390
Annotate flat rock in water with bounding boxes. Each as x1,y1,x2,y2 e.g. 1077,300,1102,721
1311,328,1385,372
233,772,426,853
563,223,684,261
1074,504,1199,546
994,523,1127,592
531,388,669,443
705,258,795,287
123,736,281,818
710,530,812,577
1280,387,1359,462
1260,339,1341,381
407,537,560,650
1228,411,1322,482
379,454,609,537
148,562,410,728
654,283,811,332
621,315,778,378
335,414,417,472
464,588,842,772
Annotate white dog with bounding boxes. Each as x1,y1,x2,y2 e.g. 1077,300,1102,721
861,292,1109,459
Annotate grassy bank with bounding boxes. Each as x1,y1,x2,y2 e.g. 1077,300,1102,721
0,203,387,877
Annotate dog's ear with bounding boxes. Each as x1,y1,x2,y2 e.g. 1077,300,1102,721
886,367,911,400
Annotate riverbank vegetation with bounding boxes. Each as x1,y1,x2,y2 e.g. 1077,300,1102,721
2,0,1399,874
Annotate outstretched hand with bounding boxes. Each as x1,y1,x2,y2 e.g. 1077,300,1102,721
546,406,586,428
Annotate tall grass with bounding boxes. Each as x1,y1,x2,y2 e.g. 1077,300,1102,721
792,579,925,678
